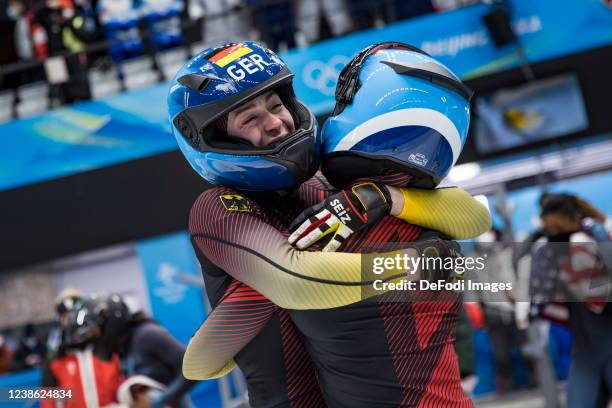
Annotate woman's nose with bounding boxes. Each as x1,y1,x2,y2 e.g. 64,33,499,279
263,112,283,135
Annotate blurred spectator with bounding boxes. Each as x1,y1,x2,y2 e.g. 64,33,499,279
390,0,435,23
45,288,82,356
0,334,14,375
0,0,21,66
247,0,296,51
188,0,252,48
11,323,45,371
34,0,74,57
98,0,143,62
141,0,185,51
42,295,126,408
471,227,529,393
534,193,612,408
295,0,351,45
346,0,383,31
431,0,480,11
33,0,95,103
42,294,195,408
0,0,44,90
124,305,196,408
455,305,477,394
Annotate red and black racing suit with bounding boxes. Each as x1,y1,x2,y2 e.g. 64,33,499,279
188,174,473,407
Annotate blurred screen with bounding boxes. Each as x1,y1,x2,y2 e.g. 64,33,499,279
474,74,589,154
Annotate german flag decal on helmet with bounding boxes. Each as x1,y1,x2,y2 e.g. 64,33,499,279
209,44,253,67
219,194,252,212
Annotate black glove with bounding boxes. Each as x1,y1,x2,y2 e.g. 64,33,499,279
289,182,392,252
407,236,463,283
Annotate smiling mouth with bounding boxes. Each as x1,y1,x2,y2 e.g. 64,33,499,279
269,129,291,143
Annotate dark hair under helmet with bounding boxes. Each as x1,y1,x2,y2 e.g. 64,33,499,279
168,42,320,191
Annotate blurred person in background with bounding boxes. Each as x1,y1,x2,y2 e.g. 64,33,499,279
43,293,195,408
0,0,47,89
187,0,252,48
346,0,384,31
1,0,22,59
535,193,612,408
247,0,296,51
122,302,196,408
46,287,82,355
390,0,435,23
97,0,144,62
11,322,45,371
294,0,352,45
515,193,611,407
33,0,98,104
0,0,21,70
470,227,531,393
430,0,480,12
42,294,126,408
0,334,14,375
141,0,185,51
454,305,478,395
34,0,101,59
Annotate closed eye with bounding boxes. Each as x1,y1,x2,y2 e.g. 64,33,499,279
243,115,256,125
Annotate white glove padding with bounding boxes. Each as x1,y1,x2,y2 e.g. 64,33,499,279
117,375,166,407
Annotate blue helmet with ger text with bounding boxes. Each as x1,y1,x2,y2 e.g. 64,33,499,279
168,42,319,191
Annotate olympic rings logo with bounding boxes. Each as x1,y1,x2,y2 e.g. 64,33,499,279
302,55,350,96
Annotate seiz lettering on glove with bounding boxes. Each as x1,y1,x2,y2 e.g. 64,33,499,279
289,182,392,252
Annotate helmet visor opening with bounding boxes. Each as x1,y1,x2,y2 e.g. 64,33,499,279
193,85,314,156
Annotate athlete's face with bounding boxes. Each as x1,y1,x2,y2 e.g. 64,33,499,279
541,213,581,236
227,91,295,148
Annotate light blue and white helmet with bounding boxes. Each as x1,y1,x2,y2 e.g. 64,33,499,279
322,42,473,189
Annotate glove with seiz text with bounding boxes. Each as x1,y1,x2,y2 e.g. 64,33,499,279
289,182,392,252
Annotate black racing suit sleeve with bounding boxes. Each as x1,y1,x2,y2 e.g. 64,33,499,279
134,324,197,407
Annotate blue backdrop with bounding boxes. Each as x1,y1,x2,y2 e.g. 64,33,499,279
0,0,611,191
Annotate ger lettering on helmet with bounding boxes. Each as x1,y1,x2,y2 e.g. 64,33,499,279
322,42,472,189
168,42,320,191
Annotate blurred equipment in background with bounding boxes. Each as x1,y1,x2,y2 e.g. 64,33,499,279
475,75,589,155
482,0,535,81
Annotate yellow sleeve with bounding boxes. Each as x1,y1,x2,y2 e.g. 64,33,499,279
397,187,492,240
191,187,413,310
